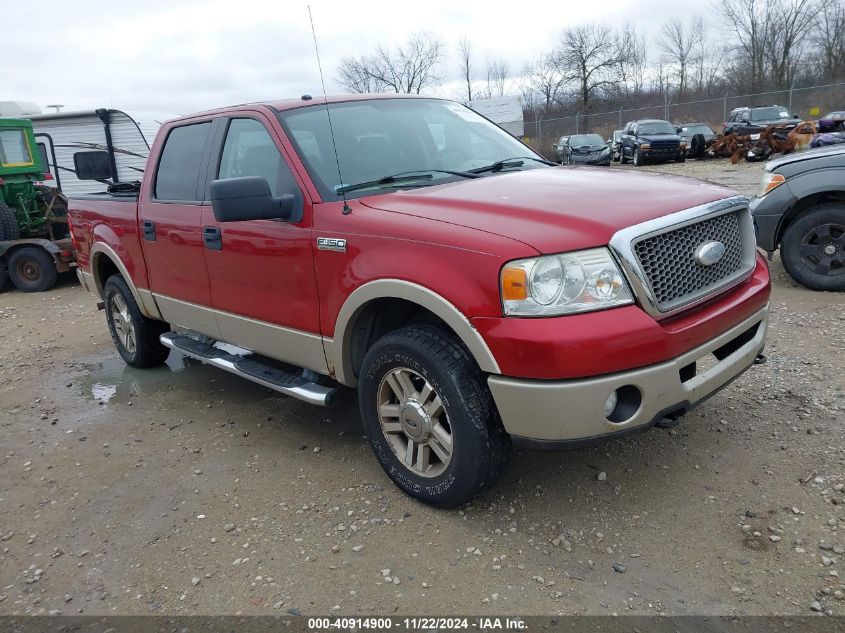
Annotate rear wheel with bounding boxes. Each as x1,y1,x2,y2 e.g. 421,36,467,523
358,325,510,507
104,275,171,367
781,204,845,291
0,261,7,291
7,247,57,292
0,202,20,241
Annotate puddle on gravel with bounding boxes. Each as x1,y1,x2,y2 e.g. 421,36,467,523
79,352,253,404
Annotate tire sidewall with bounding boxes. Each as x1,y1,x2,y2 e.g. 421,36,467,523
104,277,140,365
781,206,845,291
8,247,56,293
633,148,641,166
358,334,489,507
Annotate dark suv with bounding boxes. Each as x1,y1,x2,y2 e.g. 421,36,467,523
724,106,801,137
620,119,685,166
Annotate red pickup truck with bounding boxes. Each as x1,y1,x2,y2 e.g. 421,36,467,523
69,95,771,506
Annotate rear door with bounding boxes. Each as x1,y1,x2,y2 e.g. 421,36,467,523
139,119,221,338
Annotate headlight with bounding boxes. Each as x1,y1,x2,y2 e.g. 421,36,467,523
679,142,687,149
758,172,785,197
640,143,651,149
501,248,635,316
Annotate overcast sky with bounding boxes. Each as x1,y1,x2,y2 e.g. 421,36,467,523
4,0,700,116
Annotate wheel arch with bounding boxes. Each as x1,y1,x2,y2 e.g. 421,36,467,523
90,242,162,319
329,279,500,387
775,189,845,247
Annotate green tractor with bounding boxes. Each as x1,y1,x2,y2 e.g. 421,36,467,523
0,117,74,292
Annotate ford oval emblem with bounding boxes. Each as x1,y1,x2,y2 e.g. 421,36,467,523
695,241,727,266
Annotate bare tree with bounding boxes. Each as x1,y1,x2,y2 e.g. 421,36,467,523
812,0,845,79
764,0,816,86
457,36,474,101
557,23,622,111
337,32,444,94
487,57,510,97
720,0,771,91
658,17,703,100
523,53,567,111
616,25,648,97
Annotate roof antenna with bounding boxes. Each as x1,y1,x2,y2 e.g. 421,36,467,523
308,5,351,215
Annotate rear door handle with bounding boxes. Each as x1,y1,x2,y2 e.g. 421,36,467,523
142,220,156,241
203,226,222,251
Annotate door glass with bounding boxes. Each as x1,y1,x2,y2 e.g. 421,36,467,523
218,118,297,197
154,122,211,201
0,129,33,166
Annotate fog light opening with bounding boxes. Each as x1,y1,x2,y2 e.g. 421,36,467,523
605,385,642,423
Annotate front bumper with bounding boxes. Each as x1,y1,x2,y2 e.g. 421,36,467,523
750,183,797,251
572,153,611,165
488,304,768,446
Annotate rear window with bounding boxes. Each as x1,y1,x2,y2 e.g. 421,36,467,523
154,122,211,201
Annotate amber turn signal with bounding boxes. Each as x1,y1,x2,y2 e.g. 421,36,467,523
761,173,785,196
502,267,528,301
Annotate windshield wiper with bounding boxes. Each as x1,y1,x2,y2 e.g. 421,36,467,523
469,155,556,175
335,169,479,196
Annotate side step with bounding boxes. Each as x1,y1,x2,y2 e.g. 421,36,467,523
159,333,339,407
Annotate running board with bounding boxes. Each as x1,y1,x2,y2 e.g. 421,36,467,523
159,332,339,407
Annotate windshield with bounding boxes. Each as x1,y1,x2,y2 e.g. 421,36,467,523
751,107,791,121
569,134,605,146
0,128,34,167
681,125,712,135
637,121,675,135
278,98,543,199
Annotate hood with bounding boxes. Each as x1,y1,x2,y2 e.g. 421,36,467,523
360,167,738,254
572,143,608,152
766,144,845,170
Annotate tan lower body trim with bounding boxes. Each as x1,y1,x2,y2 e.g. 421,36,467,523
152,294,329,376
488,305,769,442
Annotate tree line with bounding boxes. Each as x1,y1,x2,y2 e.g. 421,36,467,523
336,0,844,118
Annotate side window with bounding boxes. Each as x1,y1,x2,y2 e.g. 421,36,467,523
154,122,211,201
218,118,299,198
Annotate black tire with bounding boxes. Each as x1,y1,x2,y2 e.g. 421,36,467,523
633,148,643,167
7,247,57,292
103,275,171,367
780,204,845,291
0,261,7,291
676,153,686,163
620,147,628,164
0,201,20,242
358,325,511,507
690,133,706,159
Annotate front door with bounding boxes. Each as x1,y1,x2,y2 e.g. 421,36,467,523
200,115,325,373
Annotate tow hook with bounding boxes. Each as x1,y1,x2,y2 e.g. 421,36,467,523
754,353,767,365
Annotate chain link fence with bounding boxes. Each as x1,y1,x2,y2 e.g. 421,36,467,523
526,80,845,156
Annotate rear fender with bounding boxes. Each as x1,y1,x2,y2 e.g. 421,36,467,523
89,238,162,319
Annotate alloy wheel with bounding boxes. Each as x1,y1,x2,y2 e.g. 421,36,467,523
377,367,453,478
110,293,137,355
799,223,845,277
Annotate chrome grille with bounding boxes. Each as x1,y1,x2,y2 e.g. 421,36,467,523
632,210,745,312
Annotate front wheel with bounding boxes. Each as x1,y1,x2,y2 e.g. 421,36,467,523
7,247,57,292
620,148,628,164
358,325,510,507
104,275,171,367
633,148,643,167
780,204,845,291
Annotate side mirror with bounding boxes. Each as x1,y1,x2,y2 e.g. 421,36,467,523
74,151,112,180
210,177,294,222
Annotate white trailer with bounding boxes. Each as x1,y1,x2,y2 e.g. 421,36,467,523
25,109,176,196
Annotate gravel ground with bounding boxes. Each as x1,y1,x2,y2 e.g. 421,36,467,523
1,158,843,617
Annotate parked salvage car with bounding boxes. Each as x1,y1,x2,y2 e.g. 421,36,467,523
751,144,845,291
69,95,771,507
559,134,611,166
676,122,716,158
724,106,801,138
620,119,685,166
818,111,845,133
553,135,570,163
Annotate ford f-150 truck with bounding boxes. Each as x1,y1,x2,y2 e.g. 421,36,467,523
69,95,771,507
